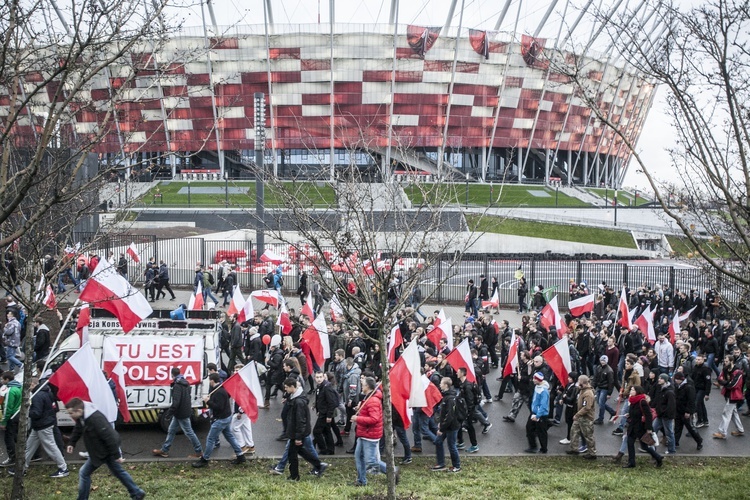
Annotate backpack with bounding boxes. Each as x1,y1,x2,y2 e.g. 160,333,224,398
471,382,482,407
447,393,468,426
206,271,215,285
277,276,284,287
264,272,274,288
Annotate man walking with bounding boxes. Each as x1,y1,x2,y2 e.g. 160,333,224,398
673,372,703,450
567,374,597,459
3,311,22,372
65,398,145,500
284,378,326,481
0,371,21,467
228,313,245,372
524,372,550,454
593,355,616,424
153,367,203,458
432,377,462,472
192,373,246,467
156,260,176,300
312,371,338,455
353,377,397,485
653,374,677,455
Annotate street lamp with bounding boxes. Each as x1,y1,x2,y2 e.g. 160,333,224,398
614,189,618,227
555,181,559,207
187,179,191,207
254,92,266,261
465,172,469,207
224,172,228,207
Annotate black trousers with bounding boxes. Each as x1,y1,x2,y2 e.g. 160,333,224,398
458,419,477,447
525,416,548,452
313,416,334,454
288,438,322,480
157,280,175,299
4,418,18,461
675,413,702,446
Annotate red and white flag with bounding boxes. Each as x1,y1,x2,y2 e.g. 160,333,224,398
126,242,140,263
76,302,91,345
276,303,293,335
79,259,152,333
37,277,57,310
222,362,265,423
48,343,118,422
433,308,447,330
387,324,403,364
302,313,329,368
634,305,656,342
330,293,344,323
250,289,280,308
618,288,632,329
420,375,443,418
668,306,696,344
110,358,130,423
445,338,476,383
481,288,499,309
428,316,453,351
300,291,315,320
226,285,244,317
260,248,283,265
189,281,205,311
503,330,520,378
568,294,595,317
541,295,568,338
541,337,572,384
389,341,427,428
237,291,254,324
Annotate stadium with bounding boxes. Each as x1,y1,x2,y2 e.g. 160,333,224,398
3,0,658,187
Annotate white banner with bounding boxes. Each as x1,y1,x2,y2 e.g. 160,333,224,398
102,336,203,387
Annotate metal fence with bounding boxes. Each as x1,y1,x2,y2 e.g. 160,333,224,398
76,233,746,308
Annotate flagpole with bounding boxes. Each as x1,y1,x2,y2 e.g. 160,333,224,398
353,381,382,417
40,298,80,378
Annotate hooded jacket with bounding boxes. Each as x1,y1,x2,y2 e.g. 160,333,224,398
287,386,311,440
656,382,676,419
29,384,57,430
1,379,22,425
355,389,384,440
343,364,361,405
69,402,121,467
3,317,21,348
574,385,596,420
169,375,193,419
530,381,550,418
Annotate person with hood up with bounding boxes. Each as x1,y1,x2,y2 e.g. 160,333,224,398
566,374,597,459
0,370,22,466
152,367,203,458
284,377,327,481
352,376,398,485
524,372,550,454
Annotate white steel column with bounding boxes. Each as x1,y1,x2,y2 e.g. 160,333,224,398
329,0,336,181
385,0,399,182
200,1,224,177
262,0,278,175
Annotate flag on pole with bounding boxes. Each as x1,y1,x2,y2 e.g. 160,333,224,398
389,341,428,428
249,289,280,308
445,338,476,383
260,248,283,265
541,337,572,384
668,306,696,344
126,242,140,263
618,288,632,329
386,324,403,364
189,281,205,311
76,302,91,345
330,293,344,322
227,285,244,317
222,362,265,423
48,343,118,422
79,259,152,333
302,313,329,368
276,303,293,335
503,330,520,378
237,290,254,323
420,375,443,418
300,291,315,320
540,295,567,338
481,288,499,309
37,276,57,310
568,294,595,317
110,358,130,423
634,305,657,342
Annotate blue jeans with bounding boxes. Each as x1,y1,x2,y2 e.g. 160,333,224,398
394,426,411,460
78,457,144,500
707,353,721,377
203,415,243,459
355,438,387,486
653,417,675,453
435,429,460,468
411,409,438,448
58,269,78,292
596,389,615,421
203,285,220,304
276,435,318,470
5,346,22,371
161,416,202,454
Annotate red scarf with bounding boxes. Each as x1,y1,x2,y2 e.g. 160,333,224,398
628,393,647,405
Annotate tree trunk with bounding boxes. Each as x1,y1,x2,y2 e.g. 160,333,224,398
378,324,397,500
11,310,39,499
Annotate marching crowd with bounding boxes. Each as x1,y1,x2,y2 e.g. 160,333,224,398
1,261,748,494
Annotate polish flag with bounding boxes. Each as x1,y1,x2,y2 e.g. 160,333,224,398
387,324,403,364
79,259,153,333
48,343,118,422
420,375,443,418
668,306,696,344
541,295,567,338
237,291,254,324
189,281,205,311
445,338,476,383
110,358,130,423
226,285,244,317
433,308,447,330
276,303,293,335
389,341,427,428
76,303,91,345
427,317,453,351
503,330,520,378
36,276,57,310
222,362,265,423
260,248,283,265
126,242,140,263
568,294,595,317
634,305,656,342
330,293,344,322
302,313,329,367
618,288,632,329
300,291,315,320
250,289,280,308
541,337,572,384
481,288,499,309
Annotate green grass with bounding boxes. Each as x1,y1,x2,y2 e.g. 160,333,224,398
406,183,590,208
3,456,748,499
586,188,651,206
139,181,337,208
667,235,735,259
468,215,637,248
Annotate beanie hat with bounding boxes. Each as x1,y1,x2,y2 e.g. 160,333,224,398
533,372,545,382
659,373,670,383
270,334,282,347
673,372,685,381
600,355,608,363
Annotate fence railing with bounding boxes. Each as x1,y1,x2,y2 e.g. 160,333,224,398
74,233,746,308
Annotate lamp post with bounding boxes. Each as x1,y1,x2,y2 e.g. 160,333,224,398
254,92,266,261
187,179,191,207
224,172,228,207
465,172,469,207
117,179,121,207
555,182,559,207
614,189,618,227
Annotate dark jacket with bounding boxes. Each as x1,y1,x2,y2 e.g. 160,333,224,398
70,404,121,467
230,322,243,349
34,325,51,359
627,395,653,437
314,380,338,419
438,388,463,433
691,363,713,395
170,376,193,419
593,364,615,393
674,379,696,415
268,348,286,385
287,388,312,440
460,379,478,414
29,384,57,431
245,333,264,364
159,263,170,281
656,383,676,419
207,385,232,420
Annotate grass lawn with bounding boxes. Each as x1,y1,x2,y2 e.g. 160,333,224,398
406,183,590,208
139,181,337,208
3,456,746,499
667,235,734,259
468,215,637,249
586,188,651,207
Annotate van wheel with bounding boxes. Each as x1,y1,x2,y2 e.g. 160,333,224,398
158,411,175,434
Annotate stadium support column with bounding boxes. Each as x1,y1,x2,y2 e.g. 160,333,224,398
385,0,399,182
444,0,458,33
329,0,335,181
567,149,572,186
493,0,513,30
200,0,224,178
255,93,266,262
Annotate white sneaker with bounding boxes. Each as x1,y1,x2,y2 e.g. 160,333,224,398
79,452,90,458
559,438,571,445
